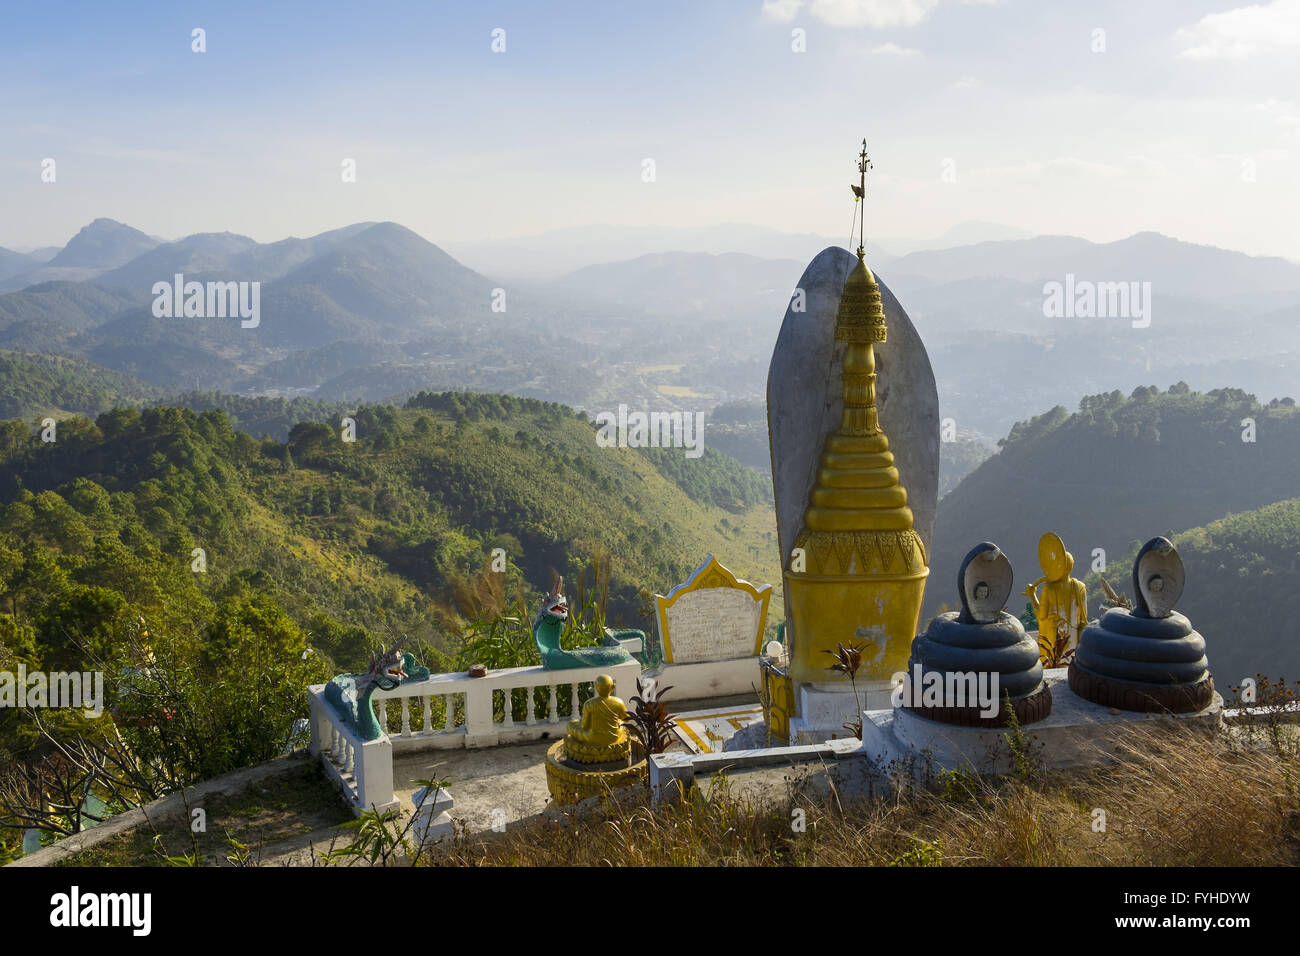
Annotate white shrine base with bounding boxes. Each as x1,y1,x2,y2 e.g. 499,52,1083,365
789,678,896,745
860,669,1225,775
651,657,762,700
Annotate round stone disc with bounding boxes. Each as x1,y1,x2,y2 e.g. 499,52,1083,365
1037,532,1070,580
959,541,1013,624
1133,536,1185,618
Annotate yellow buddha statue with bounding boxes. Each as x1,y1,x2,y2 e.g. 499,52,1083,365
1024,532,1089,665
564,674,631,764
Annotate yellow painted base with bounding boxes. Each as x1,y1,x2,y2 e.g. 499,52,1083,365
760,659,795,747
784,569,928,684
544,739,647,805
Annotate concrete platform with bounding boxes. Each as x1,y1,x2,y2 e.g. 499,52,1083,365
860,668,1225,775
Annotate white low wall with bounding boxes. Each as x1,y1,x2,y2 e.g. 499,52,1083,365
308,658,641,813
307,691,397,815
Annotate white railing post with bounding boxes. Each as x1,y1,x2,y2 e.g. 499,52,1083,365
548,685,558,723
526,685,538,726
354,736,397,814
466,679,496,745
611,660,641,707
308,690,327,756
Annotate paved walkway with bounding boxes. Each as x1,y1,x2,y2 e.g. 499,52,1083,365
393,738,556,833
390,693,761,835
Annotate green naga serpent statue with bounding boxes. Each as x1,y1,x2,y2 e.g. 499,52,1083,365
532,577,645,670
325,638,431,741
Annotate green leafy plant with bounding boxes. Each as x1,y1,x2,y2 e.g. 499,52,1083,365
1018,602,1037,631
153,833,199,867
323,777,451,868
224,835,254,867
456,606,537,670
888,836,943,867
323,807,408,867
1001,692,1034,781
937,765,984,805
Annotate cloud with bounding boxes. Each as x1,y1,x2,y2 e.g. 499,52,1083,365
760,0,804,22
871,42,921,55
1175,0,1300,60
762,0,940,29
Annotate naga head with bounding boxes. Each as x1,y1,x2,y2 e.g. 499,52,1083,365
537,577,569,627
358,638,410,693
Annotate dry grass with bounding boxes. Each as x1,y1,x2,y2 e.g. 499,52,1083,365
428,722,1300,867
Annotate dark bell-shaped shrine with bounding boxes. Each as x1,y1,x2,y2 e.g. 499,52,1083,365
1068,537,1214,713
905,542,1052,727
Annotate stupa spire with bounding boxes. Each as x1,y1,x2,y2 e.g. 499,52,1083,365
792,141,925,576
851,138,872,258
766,138,938,717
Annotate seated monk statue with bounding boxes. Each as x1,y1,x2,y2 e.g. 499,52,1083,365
1024,532,1089,664
565,674,631,764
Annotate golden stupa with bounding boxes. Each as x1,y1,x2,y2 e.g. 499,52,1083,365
784,142,930,684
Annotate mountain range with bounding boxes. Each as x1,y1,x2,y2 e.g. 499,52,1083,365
2,217,1298,447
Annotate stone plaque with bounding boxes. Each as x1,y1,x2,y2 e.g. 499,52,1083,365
655,554,772,664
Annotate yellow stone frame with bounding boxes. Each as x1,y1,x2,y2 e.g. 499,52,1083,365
654,553,772,665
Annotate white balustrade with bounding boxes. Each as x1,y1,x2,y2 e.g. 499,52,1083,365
309,658,641,814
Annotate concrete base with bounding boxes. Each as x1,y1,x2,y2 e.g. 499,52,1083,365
415,810,454,845
859,668,1225,775
790,679,895,745
412,785,455,845
649,657,761,701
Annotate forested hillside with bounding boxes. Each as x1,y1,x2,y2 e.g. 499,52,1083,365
163,391,352,442
0,350,160,419
0,391,778,678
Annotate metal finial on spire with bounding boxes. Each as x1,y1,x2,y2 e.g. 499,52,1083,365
850,138,873,259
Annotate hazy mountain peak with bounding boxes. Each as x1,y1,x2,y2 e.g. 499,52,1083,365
339,221,466,268
49,218,158,270
356,221,432,243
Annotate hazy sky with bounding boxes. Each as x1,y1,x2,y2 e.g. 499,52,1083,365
3,0,1298,259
